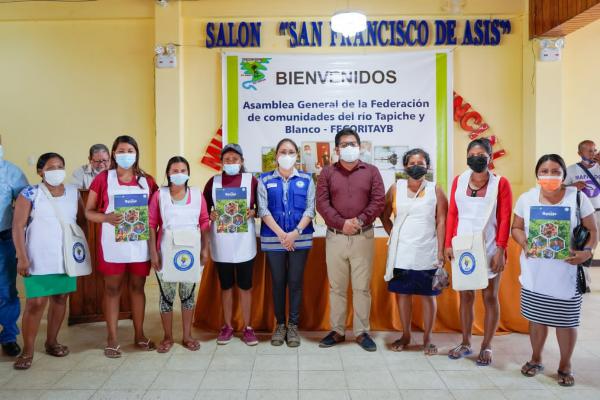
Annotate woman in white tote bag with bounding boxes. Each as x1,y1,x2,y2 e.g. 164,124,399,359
444,138,513,366
148,156,210,353
12,153,85,369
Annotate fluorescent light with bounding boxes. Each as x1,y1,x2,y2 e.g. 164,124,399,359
331,11,367,38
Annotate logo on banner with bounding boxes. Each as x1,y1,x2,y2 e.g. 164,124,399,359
458,252,476,275
72,242,86,263
173,250,195,272
240,58,271,90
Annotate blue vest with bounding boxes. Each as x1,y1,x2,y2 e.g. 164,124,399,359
260,171,314,251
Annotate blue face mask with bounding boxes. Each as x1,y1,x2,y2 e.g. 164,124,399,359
115,153,136,170
582,156,596,165
169,173,189,186
223,163,241,175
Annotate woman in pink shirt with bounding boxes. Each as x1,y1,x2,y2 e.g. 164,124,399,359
148,156,210,353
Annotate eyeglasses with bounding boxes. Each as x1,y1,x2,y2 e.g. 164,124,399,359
339,142,358,148
91,159,110,165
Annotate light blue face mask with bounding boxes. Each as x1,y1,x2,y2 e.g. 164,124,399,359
223,163,241,175
169,173,189,186
115,153,136,169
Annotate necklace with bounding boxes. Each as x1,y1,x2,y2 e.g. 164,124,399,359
468,177,489,197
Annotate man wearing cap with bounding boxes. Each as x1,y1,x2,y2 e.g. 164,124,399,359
316,128,385,352
0,138,28,356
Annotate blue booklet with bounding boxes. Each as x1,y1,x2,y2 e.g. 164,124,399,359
215,187,248,233
114,193,149,242
527,206,571,260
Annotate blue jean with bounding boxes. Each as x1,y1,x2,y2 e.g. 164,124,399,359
0,236,20,344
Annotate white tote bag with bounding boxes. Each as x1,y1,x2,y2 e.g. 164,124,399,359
451,180,499,291
160,228,203,283
40,185,92,277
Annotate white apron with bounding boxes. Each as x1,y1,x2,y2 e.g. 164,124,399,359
159,187,203,283
210,173,257,263
394,180,438,270
455,170,500,279
100,170,150,263
26,184,78,275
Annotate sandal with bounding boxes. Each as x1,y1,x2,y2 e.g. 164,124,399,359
521,361,544,377
182,339,201,352
13,354,33,370
391,338,410,352
135,339,156,352
557,370,575,387
448,344,473,359
45,343,70,357
476,348,493,366
104,345,122,359
156,340,174,354
423,343,438,356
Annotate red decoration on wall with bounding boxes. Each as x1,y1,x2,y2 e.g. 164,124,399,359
453,92,506,169
200,127,223,171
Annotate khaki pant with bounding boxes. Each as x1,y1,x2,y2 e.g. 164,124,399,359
325,228,375,336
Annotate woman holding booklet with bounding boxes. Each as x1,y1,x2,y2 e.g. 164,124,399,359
512,154,597,387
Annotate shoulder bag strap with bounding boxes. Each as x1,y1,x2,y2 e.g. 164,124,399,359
577,163,600,191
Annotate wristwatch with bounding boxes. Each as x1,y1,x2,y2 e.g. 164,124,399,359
295,226,303,235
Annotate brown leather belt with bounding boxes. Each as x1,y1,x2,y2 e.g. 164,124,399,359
327,225,373,236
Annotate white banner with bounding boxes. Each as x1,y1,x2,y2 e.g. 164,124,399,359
222,51,453,189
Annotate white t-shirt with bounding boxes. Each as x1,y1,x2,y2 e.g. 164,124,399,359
565,163,600,209
514,187,594,299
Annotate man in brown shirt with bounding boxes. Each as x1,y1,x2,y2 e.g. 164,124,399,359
316,128,385,352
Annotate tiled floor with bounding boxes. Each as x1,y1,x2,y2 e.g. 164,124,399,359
2,270,600,400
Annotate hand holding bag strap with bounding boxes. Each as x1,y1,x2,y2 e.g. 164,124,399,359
577,163,600,192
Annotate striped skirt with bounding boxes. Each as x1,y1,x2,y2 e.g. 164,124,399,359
520,287,582,328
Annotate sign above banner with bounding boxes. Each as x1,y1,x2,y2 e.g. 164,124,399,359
205,19,511,49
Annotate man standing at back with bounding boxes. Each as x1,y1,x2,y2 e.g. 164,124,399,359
316,128,385,352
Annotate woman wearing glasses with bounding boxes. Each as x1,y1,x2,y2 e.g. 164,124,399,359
71,144,110,190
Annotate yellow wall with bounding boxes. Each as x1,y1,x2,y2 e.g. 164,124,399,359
562,18,600,166
0,2,155,182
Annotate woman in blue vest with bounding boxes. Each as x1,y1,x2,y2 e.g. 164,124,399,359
258,138,315,347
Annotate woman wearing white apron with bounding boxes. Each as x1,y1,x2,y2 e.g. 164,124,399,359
445,138,513,366
12,153,84,369
149,156,210,353
203,143,259,346
85,135,159,358
512,154,597,387
381,149,448,355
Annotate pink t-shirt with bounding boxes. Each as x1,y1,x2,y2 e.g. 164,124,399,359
148,187,210,246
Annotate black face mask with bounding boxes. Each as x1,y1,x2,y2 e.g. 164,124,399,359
467,155,489,173
405,165,428,180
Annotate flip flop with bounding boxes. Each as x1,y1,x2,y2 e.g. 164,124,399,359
521,361,544,377
182,339,201,352
476,349,493,366
423,343,438,356
104,345,122,359
557,370,575,387
391,338,410,352
448,344,473,359
13,354,33,370
135,339,156,352
45,343,70,357
156,340,174,354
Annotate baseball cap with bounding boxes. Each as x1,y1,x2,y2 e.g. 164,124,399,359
221,143,243,158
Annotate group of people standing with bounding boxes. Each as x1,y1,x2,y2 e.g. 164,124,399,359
0,130,598,388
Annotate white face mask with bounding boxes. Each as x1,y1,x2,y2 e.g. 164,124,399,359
277,154,296,170
223,163,241,175
44,169,66,187
169,173,189,186
339,146,360,163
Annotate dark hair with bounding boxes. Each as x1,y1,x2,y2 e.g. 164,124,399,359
165,156,190,187
535,154,567,180
467,138,492,156
402,148,430,168
88,144,109,158
334,128,361,147
578,140,595,152
36,152,65,171
110,135,147,187
275,138,298,154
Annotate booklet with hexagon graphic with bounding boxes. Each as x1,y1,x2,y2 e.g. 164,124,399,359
215,187,248,233
114,193,149,242
527,206,571,260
